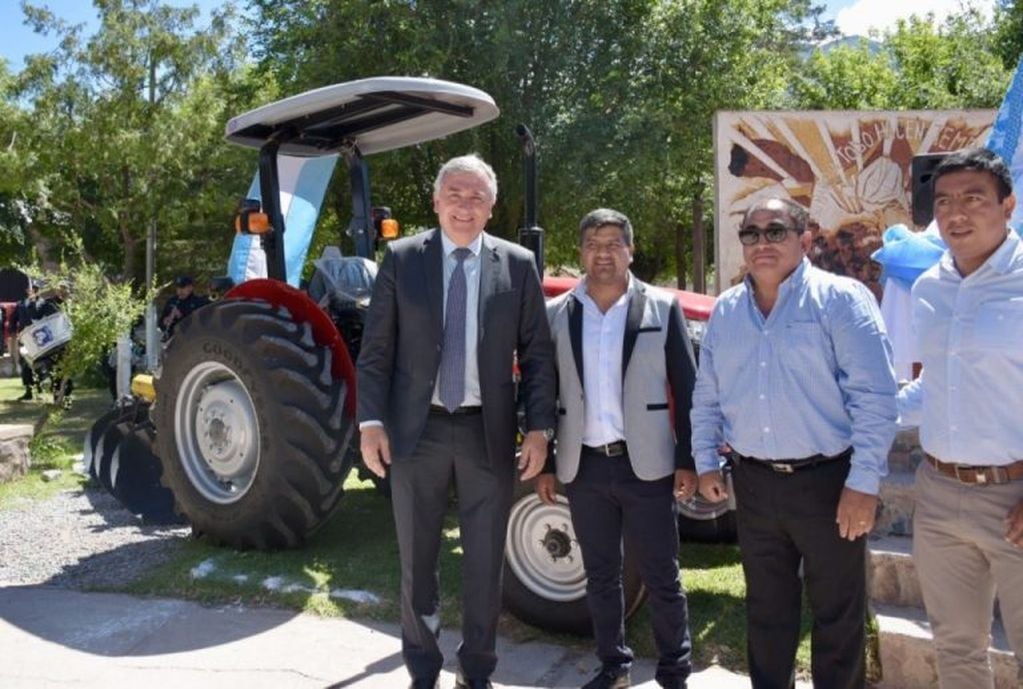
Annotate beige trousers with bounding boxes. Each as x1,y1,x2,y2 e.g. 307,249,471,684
913,460,1023,689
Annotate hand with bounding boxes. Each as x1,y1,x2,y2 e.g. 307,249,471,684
673,469,698,501
518,430,548,481
836,487,877,541
1006,499,1023,548
535,473,558,505
698,470,729,503
359,425,391,479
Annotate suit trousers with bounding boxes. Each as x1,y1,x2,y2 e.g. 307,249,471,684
565,449,693,685
912,460,1023,689
390,411,515,682
732,456,866,689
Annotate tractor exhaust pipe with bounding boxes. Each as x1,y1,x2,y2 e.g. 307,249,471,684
515,124,544,277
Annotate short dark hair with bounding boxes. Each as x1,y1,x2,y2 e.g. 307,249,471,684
741,198,809,233
174,275,194,287
932,147,1013,201
578,208,634,246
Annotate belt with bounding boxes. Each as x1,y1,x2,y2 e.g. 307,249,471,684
925,453,1023,485
428,404,482,416
582,440,628,457
735,448,851,474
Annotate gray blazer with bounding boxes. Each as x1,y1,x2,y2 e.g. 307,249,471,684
356,228,556,465
547,277,697,483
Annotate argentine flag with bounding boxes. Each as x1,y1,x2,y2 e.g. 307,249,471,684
227,154,338,287
986,55,1023,234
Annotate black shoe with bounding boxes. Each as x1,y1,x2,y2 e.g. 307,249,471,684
16,389,32,401
582,666,631,689
454,673,493,689
409,678,438,689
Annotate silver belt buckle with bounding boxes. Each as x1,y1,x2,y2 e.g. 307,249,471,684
771,462,795,474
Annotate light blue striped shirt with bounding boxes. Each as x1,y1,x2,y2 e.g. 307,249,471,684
898,231,1023,465
691,258,898,494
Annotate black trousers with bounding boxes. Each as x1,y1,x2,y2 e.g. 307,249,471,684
565,448,692,686
389,412,514,683
732,455,866,689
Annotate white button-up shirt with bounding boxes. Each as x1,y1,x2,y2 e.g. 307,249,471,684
573,277,630,446
898,231,1023,465
430,230,483,408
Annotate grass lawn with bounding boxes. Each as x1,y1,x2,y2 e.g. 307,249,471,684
122,472,819,675
0,369,826,676
0,374,111,506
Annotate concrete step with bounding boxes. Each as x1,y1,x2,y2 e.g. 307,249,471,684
874,603,1019,689
873,469,915,537
867,534,921,609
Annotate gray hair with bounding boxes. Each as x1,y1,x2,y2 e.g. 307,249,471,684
433,154,498,201
742,198,809,233
578,208,634,246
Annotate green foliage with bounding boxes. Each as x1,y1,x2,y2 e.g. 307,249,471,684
23,235,148,382
248,0,826,283
8,0,267,283
994,0,1023,71
793,9,1011,112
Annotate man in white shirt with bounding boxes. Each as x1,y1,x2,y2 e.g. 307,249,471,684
536,209,698,689
898,147,1023,688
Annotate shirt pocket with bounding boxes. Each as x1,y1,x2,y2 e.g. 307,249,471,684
783,321,831,367
973,300,1023,349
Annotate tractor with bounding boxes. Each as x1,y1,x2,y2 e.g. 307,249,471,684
85,76,734,635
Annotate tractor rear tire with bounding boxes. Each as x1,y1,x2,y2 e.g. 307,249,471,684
84,408,121,483
154,299,354,549
501,479,646,635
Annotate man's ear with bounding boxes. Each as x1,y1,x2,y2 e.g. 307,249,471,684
1004,192,1017,221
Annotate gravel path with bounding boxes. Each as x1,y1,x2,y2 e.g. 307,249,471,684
0,476,190,589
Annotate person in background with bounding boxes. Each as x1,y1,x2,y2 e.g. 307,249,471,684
692,197,897,689
159,275,209,337
898,147,1023,689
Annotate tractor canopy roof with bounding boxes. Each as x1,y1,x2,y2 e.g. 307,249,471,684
225,77,499,157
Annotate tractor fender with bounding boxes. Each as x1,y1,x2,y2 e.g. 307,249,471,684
225,279,356,416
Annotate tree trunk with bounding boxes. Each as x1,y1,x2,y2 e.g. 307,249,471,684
675,220,687,290
692,191,706,294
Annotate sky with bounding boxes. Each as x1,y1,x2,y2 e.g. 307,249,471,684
0,0,1002,71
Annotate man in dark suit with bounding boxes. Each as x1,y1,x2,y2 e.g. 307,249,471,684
536,209,698,689
357,154,557,689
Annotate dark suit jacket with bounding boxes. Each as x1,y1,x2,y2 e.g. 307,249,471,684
356,228,556,465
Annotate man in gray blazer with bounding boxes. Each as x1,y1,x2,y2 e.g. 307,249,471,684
535,208,698,689
357,154,557,689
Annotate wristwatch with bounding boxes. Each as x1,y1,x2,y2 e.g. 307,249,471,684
540,427,556,442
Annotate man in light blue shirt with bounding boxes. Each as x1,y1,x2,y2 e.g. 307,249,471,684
897,148,1023,689
692,198,897,689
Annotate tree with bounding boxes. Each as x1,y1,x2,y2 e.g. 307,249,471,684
11,0,265,286
994,0,1023,71
248,0,827,285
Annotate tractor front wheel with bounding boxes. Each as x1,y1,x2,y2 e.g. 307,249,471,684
154,299,354,549
501,479,646,635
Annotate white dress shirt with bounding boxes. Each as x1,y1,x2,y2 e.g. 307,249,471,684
898,231,1023,465
573,277,630,446
430,230,483,408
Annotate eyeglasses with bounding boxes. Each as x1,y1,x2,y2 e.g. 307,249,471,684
738,223,799,246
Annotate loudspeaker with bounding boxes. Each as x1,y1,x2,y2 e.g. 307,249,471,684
911,153,951,227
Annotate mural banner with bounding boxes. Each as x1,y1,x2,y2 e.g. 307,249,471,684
713,110,996,295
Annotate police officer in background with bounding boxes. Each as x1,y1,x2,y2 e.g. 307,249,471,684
159,275,210,337
11,281,46,400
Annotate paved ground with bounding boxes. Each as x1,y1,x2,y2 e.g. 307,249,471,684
0,585,796,689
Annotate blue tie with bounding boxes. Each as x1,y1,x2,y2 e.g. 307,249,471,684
439,248,471,412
